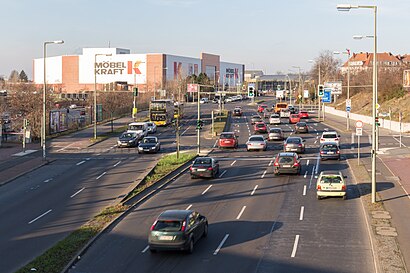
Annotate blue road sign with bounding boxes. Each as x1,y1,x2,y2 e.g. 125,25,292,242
322,90,332,103
346,106,351,112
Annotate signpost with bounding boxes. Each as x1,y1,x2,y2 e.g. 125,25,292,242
356,120,363,165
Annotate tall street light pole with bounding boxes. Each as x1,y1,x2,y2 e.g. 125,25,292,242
309,60,321,120
42,40,64,161
333,50,351,130
337,3,378,203
94,53,112,140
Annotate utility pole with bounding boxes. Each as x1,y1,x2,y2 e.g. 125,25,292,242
197,86,201,155
176,86,181,159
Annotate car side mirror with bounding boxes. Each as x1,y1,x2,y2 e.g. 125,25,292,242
338,135,341,137
343,175,348,178
303,140,306,142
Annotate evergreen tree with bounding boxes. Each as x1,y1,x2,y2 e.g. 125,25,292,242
19,70,28,82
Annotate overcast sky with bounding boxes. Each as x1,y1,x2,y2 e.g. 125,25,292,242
1,0,409,80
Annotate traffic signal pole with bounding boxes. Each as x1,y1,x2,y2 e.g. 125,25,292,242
197,86,201,155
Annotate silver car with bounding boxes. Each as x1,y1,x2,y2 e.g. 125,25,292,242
246,135,267,151
250,115,263,124
268,128,284,141
146,122,157,133
284,136,305,153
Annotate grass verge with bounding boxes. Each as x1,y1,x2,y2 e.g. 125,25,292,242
213,110,228,135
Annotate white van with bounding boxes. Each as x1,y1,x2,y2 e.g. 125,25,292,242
127,122,148,140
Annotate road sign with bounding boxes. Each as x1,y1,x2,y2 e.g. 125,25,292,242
355,120,363,128
356,128,363,136
324,81,342,95
346,99,351,107
303,90,309,98
187,84,199,92
322,90,331,103
346,106,351,112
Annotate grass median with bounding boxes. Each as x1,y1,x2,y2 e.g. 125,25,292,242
213,110,228,135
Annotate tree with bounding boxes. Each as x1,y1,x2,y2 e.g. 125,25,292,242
310,51,341,84
9,70,19,83
19,70,28,82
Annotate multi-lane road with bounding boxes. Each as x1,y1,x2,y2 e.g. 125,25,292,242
68,100,376,273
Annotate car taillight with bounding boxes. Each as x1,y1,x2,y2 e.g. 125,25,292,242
341,185,346,191
284,144,287,147
298,144,302,147
293,162,299,167
150,220,157,231
335,138,339,141
181,220,186,232
317,185,322,190
189,166,193,171
336,150,340,154
320,151,325,154
208,167,213,171
274,162,279,166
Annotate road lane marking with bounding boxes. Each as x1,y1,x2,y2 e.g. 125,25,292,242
303,171,308,178
213,140,218,148
219,170,227,178
185,204,193,210
213,234,230,255
141,245,149,253
299,206,305,221
268,160,273,166
251,185,258,196
314,128,317,132
316,132,319,135
261,170,267,178
303,185,307,196
86,158,91,161
315,156,320,174
309,166,316,189
43,178,53,183
113,161,122,167
202,185,212,195
96,172,107,180
231,160,237,166
314,140,317,144
76,160,86,166
70,187,85,198
291,235,300,257
28,209,52,224
306,159,310,166
236,206,247,220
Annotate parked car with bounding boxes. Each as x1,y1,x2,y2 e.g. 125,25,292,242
218,132,238,149
137,136,161,154
269,113,281,125
284,136,305,153
289,114,300,124
246,135,267,151
294,122,309,134
148,210,208,253
268,127,284,141
233,108,243,116
254,121,267,134
190,157,219,178
319,142,341,160
273,152,301,175
316,171,347,200
257,104,268,113
200,98,209,104
146,122,157,134
117,132,139,148
250,115,262,124
299,110,309,119
320,131,341,146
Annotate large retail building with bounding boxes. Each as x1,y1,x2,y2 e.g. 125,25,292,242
33,48,245,96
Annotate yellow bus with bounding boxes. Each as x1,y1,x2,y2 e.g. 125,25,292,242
274,102,288,113
173,102,184,119
149,99,174,126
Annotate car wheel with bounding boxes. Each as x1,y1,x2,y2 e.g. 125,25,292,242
149,248,157,253
138,151,142,154
187,237,194,254
191,175,196,179
203,224,208,238
343,195,347,200
317,195,322,200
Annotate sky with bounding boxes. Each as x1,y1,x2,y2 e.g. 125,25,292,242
1,0,409,80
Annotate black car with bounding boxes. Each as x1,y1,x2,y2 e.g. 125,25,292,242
137,136,161,154
190,157,219,179
295,122,309,134
273,152,301,175
117,132,139,148
148,210,208,254
319,142,341,160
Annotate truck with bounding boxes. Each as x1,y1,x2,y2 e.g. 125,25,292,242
276,90,285,100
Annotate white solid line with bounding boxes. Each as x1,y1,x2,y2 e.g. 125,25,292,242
309,166,316,189
96,171,107,180
141,245,150,253
76,160,86,166
219,170,227,178
202,185,212,195
236,206,247,220
185,204,193,210
303,171,308,178
113,160,121,167
268,160,273,166
299,206,305,221
70,187,85,198
261,170,267,178
251,185,258,196
291,235,300,257
303,185,307,196
43,178,52,183
28,209,52,224
314,140,317,144
306,159,310,166
213,234,230,255
231,160,237,166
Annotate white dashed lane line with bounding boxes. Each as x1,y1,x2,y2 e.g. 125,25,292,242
236,206,247,220
185,204,193,210
141,245,149,253
231,160,237,166
251,185,258,196
213,234,230,255
303,185,307,196
113,161,121,167
43,178,53,183
303,171,308,178
201,185,212,195
28,209,52,224
70,187,85,198
76,160,86,166
261,170,267,178
299,206,305,221
219,170,227,178
291,235,300,257
96,172,107,180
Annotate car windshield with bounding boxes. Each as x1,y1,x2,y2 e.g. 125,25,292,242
278,157,294,164
270,128,281,133
249,136,264,142
128,124,144,130
287,138,301,144
323,134,337,139
153,220,182,232
121,133,135,138
147,123,154,127
194,158,212,165
143,138,157,143
271,114,279,118
220,133,234,139
256,123,265,128
297,123,306,126
252,116,261,119
320,176,342,184
322,144,338,150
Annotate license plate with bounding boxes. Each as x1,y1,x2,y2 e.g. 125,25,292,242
144,149,150,151
291,148,297,151
159,236,174,241
224,141,231,143
197,168,206,171
283,165,291,168
327,152,334,154
299,127,305,129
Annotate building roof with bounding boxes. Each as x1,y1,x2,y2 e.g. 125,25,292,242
343,52,403,67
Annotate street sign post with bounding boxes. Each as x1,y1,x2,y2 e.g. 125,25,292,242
355,120,363,128
346,106,351,112
355,121,363,165
356,127,363,136
322,90,332,103
346,99,351,107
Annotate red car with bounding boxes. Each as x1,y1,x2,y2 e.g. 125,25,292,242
218,132,238,148
257,104,268,113
299,110,309,119
289,114,301,124
254,122,267,133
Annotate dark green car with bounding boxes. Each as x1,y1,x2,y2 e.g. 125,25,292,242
148,210,208,254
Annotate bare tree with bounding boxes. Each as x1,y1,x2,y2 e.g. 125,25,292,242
310,50,341,84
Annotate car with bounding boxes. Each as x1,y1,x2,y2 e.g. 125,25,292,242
299,110,309,119
233,108,243,116
190,157,219,178
250,115,262,124
146,122,157,134
218,132,238,149
289,114,300,124
273,152,301,175
137,136,161,154
246,135,267,151
319,142,341,160
316,171,347,200
320,131,341,146
257,104,268,113
280,108,291,118
268,127,284,141
225,97,233,103
199,98,209,104
117,132,139,147
284,136,305,153
127,122,148,139
254,121,267,134
69,104,77,109
269,113,281,125
294,122,309,134
148,210,208,254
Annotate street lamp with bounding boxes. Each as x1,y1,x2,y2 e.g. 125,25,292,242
42,40,64,161
337,3,378,203
94,53,112,140
333,50,351,130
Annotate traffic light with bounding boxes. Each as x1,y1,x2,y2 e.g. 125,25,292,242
133,87,138,97
375,116,380,127
196,119,203,129
248,86,255,97
318,85,324,97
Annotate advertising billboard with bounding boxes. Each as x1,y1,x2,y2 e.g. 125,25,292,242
324,81,342,95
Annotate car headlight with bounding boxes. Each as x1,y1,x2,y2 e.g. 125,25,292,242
117,141,121,144
138,146,143,150
129,140,134,143
151,146,156,149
